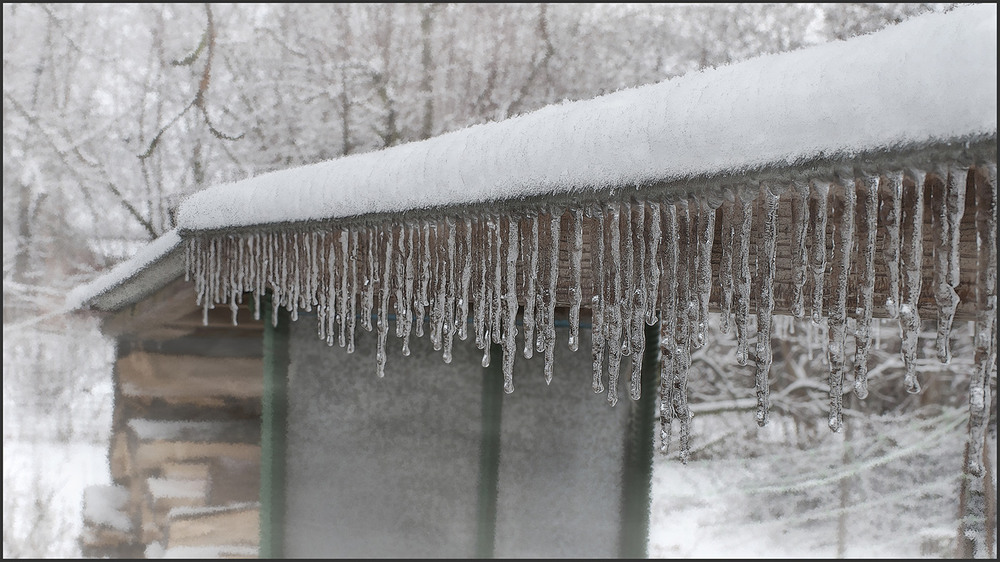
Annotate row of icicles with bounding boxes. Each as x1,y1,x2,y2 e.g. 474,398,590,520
186,162,996,463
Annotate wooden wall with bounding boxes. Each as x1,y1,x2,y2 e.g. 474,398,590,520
81,278,264,558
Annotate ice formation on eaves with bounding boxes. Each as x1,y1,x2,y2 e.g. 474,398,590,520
185,163,998,461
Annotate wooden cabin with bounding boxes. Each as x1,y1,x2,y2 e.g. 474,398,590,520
71,6,996,559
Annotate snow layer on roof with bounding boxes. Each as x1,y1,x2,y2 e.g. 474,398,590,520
66,229,182,310
177,5,996,233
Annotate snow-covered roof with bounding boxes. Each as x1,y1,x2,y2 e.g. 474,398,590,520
66,229,183,311
70,5,997,313
176,4,996,233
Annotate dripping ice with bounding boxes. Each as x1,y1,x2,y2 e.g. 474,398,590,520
183,163,992,460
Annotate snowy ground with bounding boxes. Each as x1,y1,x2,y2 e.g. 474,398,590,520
2,441,111,558
648,409,974,559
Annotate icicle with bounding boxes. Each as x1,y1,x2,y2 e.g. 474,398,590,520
289,233,300,321
900,169,925,394
523,212,539,359
394,226,407,342
473,217,490,350
543,207,561,385
790,180,810,319
718,200,735,333
828,174,856,433
883,171,903,319
432,222,447,352
854,174,879,399
362,227,376,332
658,202,679,454
733,192,754,366
325,234,337,344
347,228,358,353
338,229,349,348
694,199,715,349
969,163,997,479
589,205,606,394
645,201,662,326
442,218,457,364
621,200,636,361
933,165,965,364
503,215,519,393
376,227,393,377
810,180,830,324
491,216,503,347
415,220,431,337
673,201,694,461
605,202,624,405
629,201,646,400
456,217,472,342
399,225,415,356
569,207,583,352
753,185,779,427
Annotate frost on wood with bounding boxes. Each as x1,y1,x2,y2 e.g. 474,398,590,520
186,163,996,462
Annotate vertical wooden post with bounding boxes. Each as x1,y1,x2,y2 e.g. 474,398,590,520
618,323,658,558
261,295,290,558
475,342,504,558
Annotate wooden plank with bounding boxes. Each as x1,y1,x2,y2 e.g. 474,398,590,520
134,441,261,473
167,508,260,549
161,462,212,481
117,352,262,400
209,457,260,505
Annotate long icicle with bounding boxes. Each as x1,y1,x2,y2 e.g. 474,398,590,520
401,224,415,356
810,180,830,325
338,229,349,348
492,215,503,347
457,216,472,342
755,184,779,427
347,228,358,353
606,201,623,406
621,200,635,359
569,207,583,352
361,227,375,332
590,205,606,394
828,174,856,433
645,201,662,326
883,171,903,319
790,180,810,319
629,200,646,401
432,221,447,352
544,206,561,385
674,201,693,462
854,174,879,399
694,199,715,349
523,212,539,359
443,217,457,363
659,202,679,455
376,226,393,377
900,169,925,394
503,215,519,393
733,191,754,366
718,199,735,333
969,163,997,481
934,164,965,363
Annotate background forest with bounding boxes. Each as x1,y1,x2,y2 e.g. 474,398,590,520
3,3,992,558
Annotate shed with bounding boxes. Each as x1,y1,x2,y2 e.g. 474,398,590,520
71,5,997,558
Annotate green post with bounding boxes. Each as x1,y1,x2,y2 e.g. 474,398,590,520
260,295,290,558
475,342,504,558
618,323,658,558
